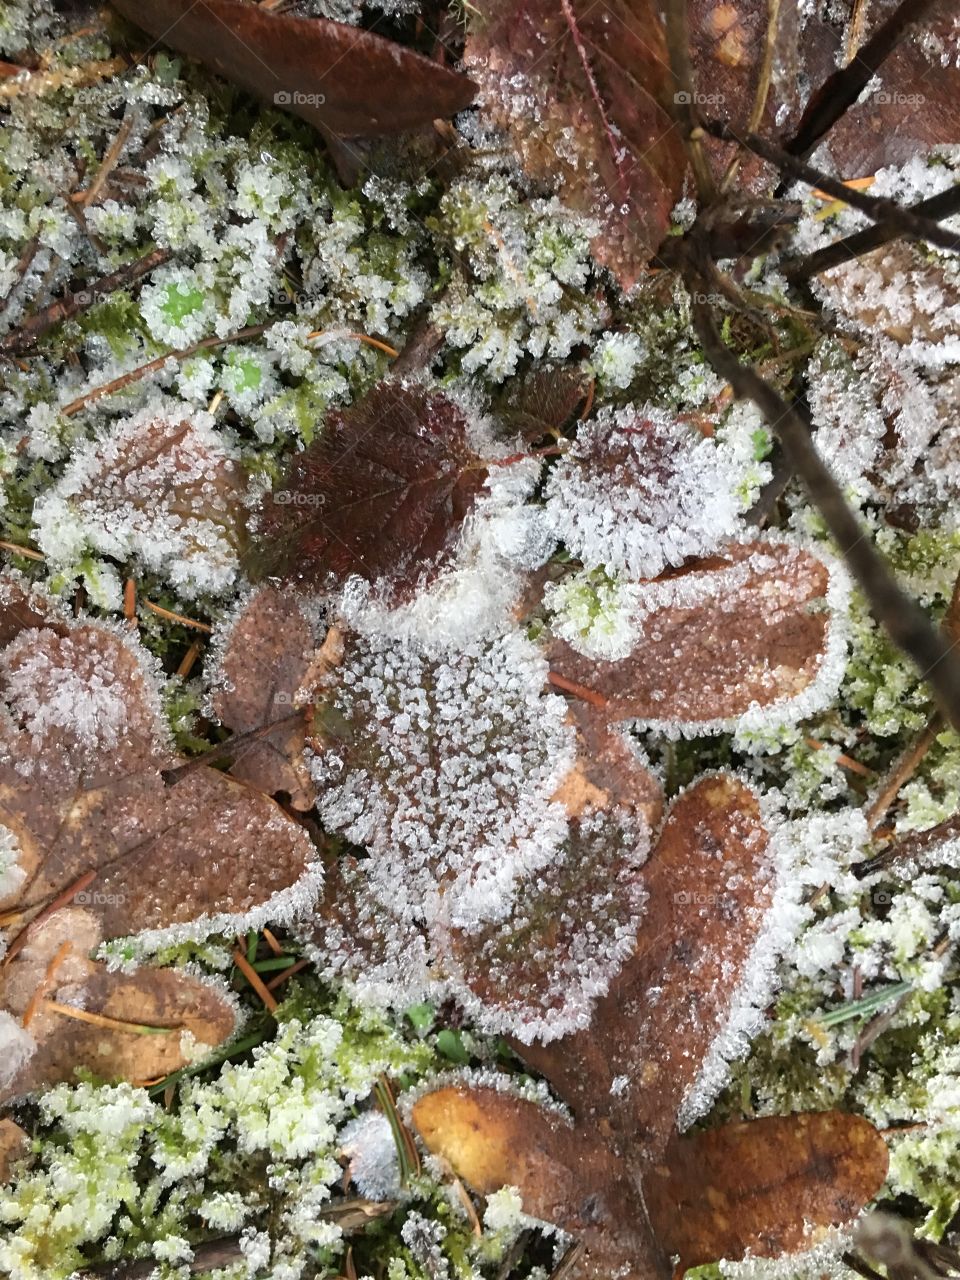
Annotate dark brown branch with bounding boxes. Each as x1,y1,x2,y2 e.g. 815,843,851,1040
683,246,960,732
662,0,716,201
789,182,960,280
704,122,960,256
75,1235,242,1280
783,0,942,160
0,246,171,356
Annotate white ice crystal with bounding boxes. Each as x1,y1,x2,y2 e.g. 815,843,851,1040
0,823,25,899
338,1110,401,1200
545,405,747,578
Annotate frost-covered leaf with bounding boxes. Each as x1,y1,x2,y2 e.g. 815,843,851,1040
518,775,773,1155
307,627,573,934
252,383,493,603
499,367,588,439
548,540,847,732
209,585,320,809
33,405,246,600
111,0,475,140
545,408,746,579
0,609,320,1098
646,1112,890,1271
435,705,661,1041
464,0,686,288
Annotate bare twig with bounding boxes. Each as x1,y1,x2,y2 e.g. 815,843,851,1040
683,247,960,732
703,122,960,256
74,1236,243,1280
719,0,782,193
784,0,941,159
789,182,960,280
1,247,171,356
663,0,716,201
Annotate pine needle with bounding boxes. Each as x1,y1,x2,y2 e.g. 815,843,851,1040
45,1000,183,1036
232,946,279,1012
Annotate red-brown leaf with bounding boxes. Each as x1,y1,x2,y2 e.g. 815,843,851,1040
251,383,490,601
548,541,839,728
465,0,686,288
646,1112,890,1271
111,0,475,139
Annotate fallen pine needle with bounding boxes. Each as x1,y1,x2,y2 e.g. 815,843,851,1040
306,328,399,358
142,599,213,632
266,956,310,991
0,538,44,561
3,869,96,967
45,1000,183,1035
547,670,608,708
805,736,875,778
22,940,72,1028
262,927,283,956
176,639,203,678
233,946,279,1012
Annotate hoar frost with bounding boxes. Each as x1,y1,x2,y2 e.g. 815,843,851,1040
546,405,748,578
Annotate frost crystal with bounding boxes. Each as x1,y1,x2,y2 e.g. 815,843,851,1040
545,406,746,578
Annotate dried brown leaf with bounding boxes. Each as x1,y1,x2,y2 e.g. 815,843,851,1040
110,0,475,140
646,1112,890,1270
211,585,318,809
548,541,838,728
0,612,318,1098
411,1086,660,1279
0,1117,29,1183
518,774,773,1157
465,0,686,288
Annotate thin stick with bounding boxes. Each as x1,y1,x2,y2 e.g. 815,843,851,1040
864,715,941,831
720,0,781,193
141,599,212,632
232,946,279,1012
784,0,941,159
60,323,270,417
306,329,400,358
663,0,716,201
790,183,960,280
805,737,875,778
75,1235,243,1280
0,539,44,561
3,869,96,967
175,640,202,678
703,122,960,256
1,247,171,356
684,266,960,733
45,1000,182,1036
80,111,136,208
162,711,306,786
266,956,310,990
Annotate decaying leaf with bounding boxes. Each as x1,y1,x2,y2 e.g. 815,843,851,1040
0,1117,29,1183
0,587,320,1100
251,383,492,603
33,407,247,600
411,1085,659,1278
464,0,686,288
412,1086,889,1277
548,540,845,730
646,1112,890,1271
210,585,319,809
518,774,774,1150
110,0,475,141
